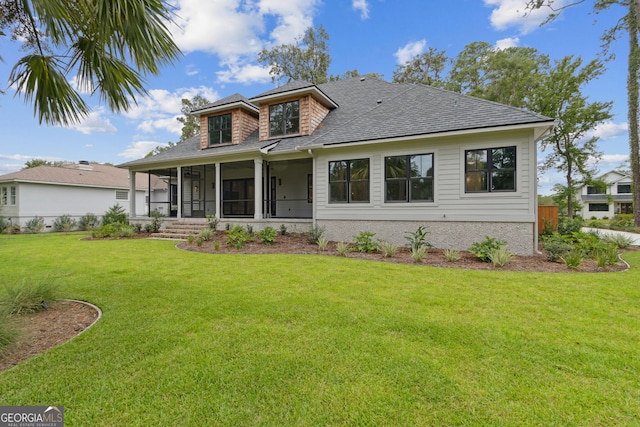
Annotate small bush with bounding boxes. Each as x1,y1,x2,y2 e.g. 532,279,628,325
336,241,349,256
2,278,60,315
246,224,254,234
102,204,128,226
411,246,427,263
405,226,432,251
308,225,325,244
595,245,619,268
610,214,634,229
52,214,77,232
132,223,142,233
600,233,634,249
490,248,514,268
279,224,287,235
213,240,221,251
198,228,214,242
196,237,204,247
469,236,507,263
187,235,195,244
23,216,45,234
562,250,583,269
91,223,136,238
78,213,100,231
443,249,461,262
227,225,252,249
541,234,573,262
379,241,398,258
148,210,165,233
557,216,584,235
317,237,329,251
257,227,278,245
206,215,219,231
352,231,379,253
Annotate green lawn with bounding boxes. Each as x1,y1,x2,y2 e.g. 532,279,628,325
1,233,639,426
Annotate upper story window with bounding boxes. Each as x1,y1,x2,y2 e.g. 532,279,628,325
617,183,631,194
208,113,232,145
385,153,434,202
329,159,369,203
269,100,299,137
587,185,605,195
465,146,516,193
0,185,15,206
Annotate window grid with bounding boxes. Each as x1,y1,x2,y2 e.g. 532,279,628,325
328,159,370,203
208,113,232,146
385,153,434,203
269,101,300,137
465,146,516,193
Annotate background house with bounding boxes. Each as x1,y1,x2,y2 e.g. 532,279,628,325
0,162,166,231
120,77,554,255
579,170,634,219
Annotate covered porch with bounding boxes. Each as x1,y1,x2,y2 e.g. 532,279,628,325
128,157,314,222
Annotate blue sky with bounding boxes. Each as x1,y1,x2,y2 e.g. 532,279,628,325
0,0,631,194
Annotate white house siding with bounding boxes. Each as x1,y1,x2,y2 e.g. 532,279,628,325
12,182,148,230
269,160,312,218
314,130,537,255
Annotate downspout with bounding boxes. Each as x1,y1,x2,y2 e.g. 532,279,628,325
308,149,317,228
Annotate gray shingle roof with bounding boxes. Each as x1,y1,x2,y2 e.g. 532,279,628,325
119,77,553,168
191,93,256,113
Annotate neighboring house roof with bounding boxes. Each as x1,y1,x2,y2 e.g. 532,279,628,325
0,163,164,190
120,77,554,169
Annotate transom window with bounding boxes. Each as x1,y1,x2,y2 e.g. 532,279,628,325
208,113,232,145
269,101,299,137
465,146,516,193
385,153,434,202
617,183,631,194
329,159,370,203
0,185,16,206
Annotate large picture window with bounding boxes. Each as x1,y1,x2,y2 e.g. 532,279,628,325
465,146,516,193
269,101,299,137
329,159,369,203
385,153,434,202
208,113,232,145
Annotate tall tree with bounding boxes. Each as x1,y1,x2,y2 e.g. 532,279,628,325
258,25,331,85
22,159,71,169
392,47,448,87
531,56,613,217
525,0,640,226
176,95,211,142
0,0,181,126
448,42,550,108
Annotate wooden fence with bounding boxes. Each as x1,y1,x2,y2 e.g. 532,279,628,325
538,205,558,234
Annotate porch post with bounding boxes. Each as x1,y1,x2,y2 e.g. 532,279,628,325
177,166,182,219
254,158,263,219
129,171,136,219
215,162,221,219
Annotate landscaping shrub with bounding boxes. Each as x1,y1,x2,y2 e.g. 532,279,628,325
2,278,60,315
562,250,583,269
198,228,214,242
557,216,584,235
336,241,349,256
307,225,325,244
443,249,461,262
102,204,127,226
206,215,219,231
541,234,573,262
148,210,165,233
317,237,329,251
490,248,514,267
91,223,136,238
600,233,634,249
226,225,252,249
610,214,634,229
78,213,100,231
52,214,76,232
352,231,379,253
379,241,398,257
405,225,432,251
257,227,278,245
279,224,287,235
0,312,18,354
595,245,619,268
23,216,45,234
410,246,427,262
469,236,507,262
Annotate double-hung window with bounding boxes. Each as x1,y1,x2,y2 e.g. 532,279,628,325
269,101,299,137
329,159,370,203
208,113,232,145
385,153,434,202
465,146,516,193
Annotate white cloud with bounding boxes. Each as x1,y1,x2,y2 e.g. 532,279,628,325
117,141,168,159
257,0,320,45
123,86,219,135
590,121,629,140
599,153,629,165
394,39,427,65
352,0,370,19
68,109,117,135
484,0,565,35
185,64,200,76
217,62,272,85
495,37,520,50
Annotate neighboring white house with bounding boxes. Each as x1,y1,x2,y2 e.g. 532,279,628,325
119,77,555,255
0,162,167,231
579,170,634,219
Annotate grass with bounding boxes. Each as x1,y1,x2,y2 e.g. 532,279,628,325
1,233,639,425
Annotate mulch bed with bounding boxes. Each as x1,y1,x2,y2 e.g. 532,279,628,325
175,232,634,273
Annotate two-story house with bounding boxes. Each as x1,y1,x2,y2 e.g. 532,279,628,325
580,170,634,219
119,77,554,255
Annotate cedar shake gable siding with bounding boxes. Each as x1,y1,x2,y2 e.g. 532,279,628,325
199,108,259,150
258,95,330,141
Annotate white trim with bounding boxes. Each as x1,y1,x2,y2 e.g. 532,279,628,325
251,86,338,109
190,100,259,116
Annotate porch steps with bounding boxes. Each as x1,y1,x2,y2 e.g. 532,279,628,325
151,221,208,240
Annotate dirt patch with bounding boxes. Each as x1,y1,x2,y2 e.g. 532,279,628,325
0,300,100,372
176,232,635,273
